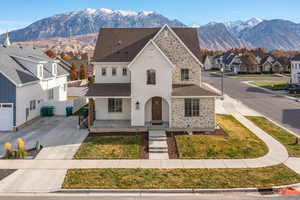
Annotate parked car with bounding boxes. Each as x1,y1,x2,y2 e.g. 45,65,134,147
287,84,300,94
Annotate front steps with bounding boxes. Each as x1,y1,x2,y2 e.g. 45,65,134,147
148,130,169,160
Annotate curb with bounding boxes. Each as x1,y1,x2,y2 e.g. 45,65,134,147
57,183,300,194
244,81,300,102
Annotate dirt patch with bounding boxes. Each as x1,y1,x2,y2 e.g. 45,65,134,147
87,132,149,159
166,128,227,159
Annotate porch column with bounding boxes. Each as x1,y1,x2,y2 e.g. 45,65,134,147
88,98,95,128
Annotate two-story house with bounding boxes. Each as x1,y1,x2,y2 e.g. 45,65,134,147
291,54,300,84
0,44,68,131
86,25,219,131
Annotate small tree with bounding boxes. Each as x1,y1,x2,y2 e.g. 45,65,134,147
240,53,257,73
70,62,78,80
79,64,87,80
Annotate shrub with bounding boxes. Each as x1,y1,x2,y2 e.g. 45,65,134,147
4,142,12,159
16,138,26,159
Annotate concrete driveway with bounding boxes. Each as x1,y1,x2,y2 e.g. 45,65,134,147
0,116,88,157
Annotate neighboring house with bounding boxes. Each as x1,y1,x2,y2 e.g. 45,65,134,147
203,56,215,70
256,54,283,73
291,54,300,84
86,25,219,130
0,45,68,131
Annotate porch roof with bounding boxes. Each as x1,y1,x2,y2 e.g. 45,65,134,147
172,84,220,97
85,83,131,97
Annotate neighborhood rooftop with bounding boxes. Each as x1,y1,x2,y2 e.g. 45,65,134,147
93,27,202,62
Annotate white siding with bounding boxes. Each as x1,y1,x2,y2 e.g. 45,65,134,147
94,62,131,83
95,98,131,120
291,61,300,84
130,42,173,126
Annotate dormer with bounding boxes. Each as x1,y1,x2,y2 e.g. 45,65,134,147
37,64,44,79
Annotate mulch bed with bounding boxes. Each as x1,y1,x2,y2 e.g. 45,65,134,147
0,169,17,181
166,128,227,159
1,146,43,160
88,132,149,159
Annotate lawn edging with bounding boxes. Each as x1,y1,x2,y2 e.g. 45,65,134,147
58,182,300,194
244,81,300,102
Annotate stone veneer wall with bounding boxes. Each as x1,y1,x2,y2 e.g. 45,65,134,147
154,28,201,85
171,98,215,129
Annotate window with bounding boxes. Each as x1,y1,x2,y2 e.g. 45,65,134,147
37,64,43,78
108,98,122,113
48,88,54,100
52,63,58,76
184,99,200,117
147,69,156,85
101,68,106,76
112,68,117,76
181,69,189,81
63,84,67,92
30,100,36,111
122,68,127,76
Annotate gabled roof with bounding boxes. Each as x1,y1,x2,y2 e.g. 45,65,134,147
0,46,68,85
292,54,300,61
93,27,202,62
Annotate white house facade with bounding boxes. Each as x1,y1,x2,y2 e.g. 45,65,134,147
291,55,300,84
0,45,68,131
86,25,219,131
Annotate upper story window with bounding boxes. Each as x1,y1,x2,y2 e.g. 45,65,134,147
184,98,200,117
147,69,156,85
101,68,106,76
122,68,127,76
181,68,189,81
48,88,54,100
108,98,122,113
37,64,43,78
52,63,58,76
112,68,117,76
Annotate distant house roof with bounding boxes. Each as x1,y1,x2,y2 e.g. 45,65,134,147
93,27,202,62
0,46,68,85
292,54,300,61
172,84,220,97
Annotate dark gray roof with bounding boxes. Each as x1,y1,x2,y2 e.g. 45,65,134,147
292,54,300,61
0,46,68,85
172,84,220,97
86,83,131,97
93,27,202,62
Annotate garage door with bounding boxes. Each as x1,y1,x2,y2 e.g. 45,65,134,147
0,104,13,131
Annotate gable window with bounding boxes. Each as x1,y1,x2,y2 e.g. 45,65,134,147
112,68,117,76
108,98,122,113
122,68,127,76
30,100,36,111
101,68,106,76
48,88,54,100
37,64,43,78
184,99,200,117
52,63,58,76
147,69,156,85
181,69,189,81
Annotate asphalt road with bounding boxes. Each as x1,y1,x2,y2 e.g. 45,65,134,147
203,72,300,136
1,193,300,200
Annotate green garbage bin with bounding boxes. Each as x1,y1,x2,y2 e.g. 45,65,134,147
41,106,54,117
66,106,73,117
82,107,88,118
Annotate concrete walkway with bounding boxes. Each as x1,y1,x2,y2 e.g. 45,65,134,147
148,130,169,160
0,95,290,170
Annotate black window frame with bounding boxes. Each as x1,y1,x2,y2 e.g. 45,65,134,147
184,98,200,117
101,68,107,76
108,98,122,113
181,68,189,81
112,68,117,76
147,69,156,85
122,68,127,76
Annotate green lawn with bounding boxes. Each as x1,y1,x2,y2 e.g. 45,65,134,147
63,164,300,189
73,135,141,159
175,114,268,159
250,81,288,90
247,116,300,157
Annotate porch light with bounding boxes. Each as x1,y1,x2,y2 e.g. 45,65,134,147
135,101,140,110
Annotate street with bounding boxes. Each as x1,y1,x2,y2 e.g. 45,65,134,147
203,72,300,136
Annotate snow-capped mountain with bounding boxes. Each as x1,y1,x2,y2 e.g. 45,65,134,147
225,17,264,36
2,8,185,42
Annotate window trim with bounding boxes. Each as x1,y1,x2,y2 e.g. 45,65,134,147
48,88,54,100
122,68,127,76
112,68,117,76
181,68,189,81
101,68,107,76
184,98,200,117
147,69,156,85
29,100,36,111
108,98,122,113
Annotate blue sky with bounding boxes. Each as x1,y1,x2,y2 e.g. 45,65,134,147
0,0,299,33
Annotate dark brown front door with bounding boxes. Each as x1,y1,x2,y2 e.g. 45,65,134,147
152,97,162,121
